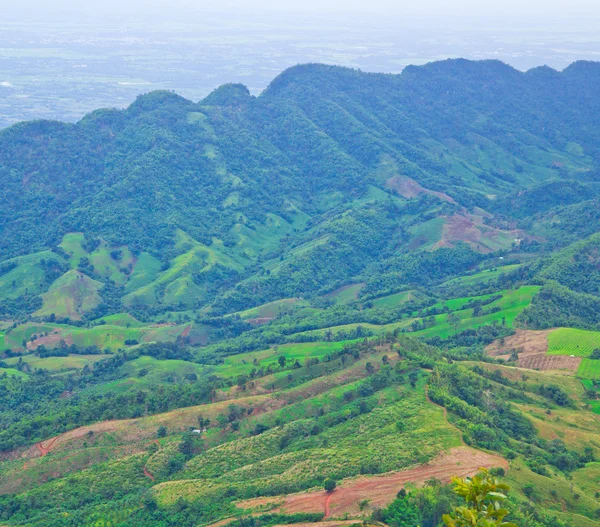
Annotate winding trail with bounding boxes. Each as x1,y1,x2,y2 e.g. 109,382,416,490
36,435,60,457
324,491,334,518
143,466,155,482
143,440,159,482
23,436,60,470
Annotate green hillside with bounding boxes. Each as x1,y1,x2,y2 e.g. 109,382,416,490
35,270,104,320
1,59,600,527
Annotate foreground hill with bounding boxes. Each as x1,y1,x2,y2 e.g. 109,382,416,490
1,60,600,527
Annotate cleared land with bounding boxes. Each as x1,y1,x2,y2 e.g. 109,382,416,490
486,328,581,371
237,446,507,518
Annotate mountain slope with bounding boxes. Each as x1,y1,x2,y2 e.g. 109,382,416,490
2,60,600,527
1,59,599,320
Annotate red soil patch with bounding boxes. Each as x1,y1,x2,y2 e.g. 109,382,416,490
27,332,73,351
435,214,529,254
238,446,507,518
485,330,578,371
143,465,155,482
181,324,192,338
36,435,60,456
247,317,275,326
486,329,552,360
386,175,455,203
272,523,359,527
324,492,333,518
517,355,581,372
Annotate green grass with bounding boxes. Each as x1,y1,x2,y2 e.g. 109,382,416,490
5,354,111,371
213,340,352,377
548,328,600,357
3,319,191,354
506,458,600,525
371,290,418,309
67,325,145,350
124,252,162,293
0,367,29,378
414,286,540,339
120,356,206,383
442,264,522,287
572,462,600,499
577,359,600,380
35,270,104,320
93,313,145,328
0,250,64,300
289,287,539,342
233,298,307,320
323,283,365,304
124,229,243,309
408,217,445,248
59,232,88,267
159,384,460,507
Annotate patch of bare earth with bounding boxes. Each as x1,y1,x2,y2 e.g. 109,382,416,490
435,214,532,254
246,317,275,326
27,332,73,351
486,329,579,372
237,446,507,518
486,329,551,359
386,175,455,203
206,520,359,527
518,355,581,371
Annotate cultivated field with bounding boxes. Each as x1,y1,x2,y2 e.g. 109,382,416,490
548,328,600,357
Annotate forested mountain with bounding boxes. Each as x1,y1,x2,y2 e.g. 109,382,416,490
1,59,600,320
2,60,600,527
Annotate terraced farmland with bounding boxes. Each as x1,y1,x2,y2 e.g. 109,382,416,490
577,358,600,380
548,328,600,357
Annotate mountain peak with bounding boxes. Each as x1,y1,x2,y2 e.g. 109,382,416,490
201,83,253,107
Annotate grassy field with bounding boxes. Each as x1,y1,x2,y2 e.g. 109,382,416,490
548,328,600,357
0,250,64,300
5,353,111,372
290,286,540,342
35,270,104,320
2,319,191,354
212,340,352,377
414,286,540,339
441,263,522,287
371,290,418,309
577,359,600,380
0,367,29,378
93,313,146,328
233,298,308,320
506,459,600,526
323,283,365,304
119,356,206,383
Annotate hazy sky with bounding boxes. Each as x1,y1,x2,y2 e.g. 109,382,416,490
5,0,600,19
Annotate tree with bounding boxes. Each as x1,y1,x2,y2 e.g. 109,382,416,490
443,469,516,527
179,431,201,459
447,313,461,335
278,355,286,368
408,371,419,388
157,426,167,438
366,362,374,374
324,478,337,492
